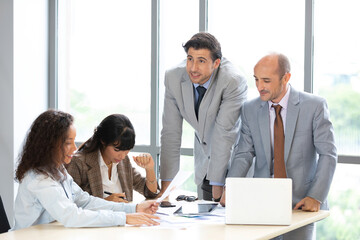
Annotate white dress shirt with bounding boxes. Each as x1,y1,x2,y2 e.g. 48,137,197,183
12,169,136,230
99,152,123,198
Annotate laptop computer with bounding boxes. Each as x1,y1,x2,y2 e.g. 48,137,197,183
225,177,292,225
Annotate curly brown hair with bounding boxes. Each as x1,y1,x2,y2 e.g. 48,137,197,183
15,109,74,182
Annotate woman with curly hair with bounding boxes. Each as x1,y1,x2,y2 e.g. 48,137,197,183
12,110,159,230
66,114,158,203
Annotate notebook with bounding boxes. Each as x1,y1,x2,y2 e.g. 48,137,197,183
225,177,292,225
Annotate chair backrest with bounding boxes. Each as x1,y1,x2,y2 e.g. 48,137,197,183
0,196,10,233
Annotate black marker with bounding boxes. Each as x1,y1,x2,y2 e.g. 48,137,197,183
104,191,126,200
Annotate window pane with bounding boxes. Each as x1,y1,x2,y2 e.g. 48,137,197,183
314,0,360,156
158,0,198,148
58,0,151,144
179,155,197,193
317,164,360,238
131,154,197,201
314,1,360,237
128,151,153,203
208,0,305,99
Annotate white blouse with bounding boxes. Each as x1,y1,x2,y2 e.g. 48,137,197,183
99,152,123,198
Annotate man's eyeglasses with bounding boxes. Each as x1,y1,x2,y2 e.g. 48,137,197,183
176,195,198,202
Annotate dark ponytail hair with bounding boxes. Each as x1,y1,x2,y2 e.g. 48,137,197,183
78,114,135,154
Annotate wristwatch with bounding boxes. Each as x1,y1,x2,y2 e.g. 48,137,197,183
212,197,221,202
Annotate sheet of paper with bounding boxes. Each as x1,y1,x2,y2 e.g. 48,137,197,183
156,170,192,203
141,207,225,229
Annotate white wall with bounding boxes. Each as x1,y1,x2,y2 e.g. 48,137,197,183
0,0,48,226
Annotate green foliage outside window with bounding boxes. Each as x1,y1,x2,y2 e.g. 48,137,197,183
316,83,360,239
317,188,360,240
319,83,360,155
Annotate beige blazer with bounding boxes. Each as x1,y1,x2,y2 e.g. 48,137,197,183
66,151,158,202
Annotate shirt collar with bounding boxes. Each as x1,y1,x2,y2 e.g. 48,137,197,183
192,72,213,89
268,84,291,111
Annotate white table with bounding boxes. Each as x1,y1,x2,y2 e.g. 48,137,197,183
1,210,329,240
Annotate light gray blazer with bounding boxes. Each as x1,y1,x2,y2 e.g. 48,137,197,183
160,58,248,185
228,87,337,209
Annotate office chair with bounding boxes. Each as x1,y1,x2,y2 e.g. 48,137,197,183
0,196,10,233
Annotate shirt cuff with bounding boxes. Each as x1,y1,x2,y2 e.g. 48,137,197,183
128,203,137,213
209,181,224,186
114,212,127,226
161,179,173,182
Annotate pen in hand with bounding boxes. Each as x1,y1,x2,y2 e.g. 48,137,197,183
104,191,126,200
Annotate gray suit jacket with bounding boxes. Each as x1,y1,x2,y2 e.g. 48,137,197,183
160,58,248,185
66,151,158,202
228,87,337,209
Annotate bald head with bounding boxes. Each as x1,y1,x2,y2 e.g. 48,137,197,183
255,53,291,78
253,53,291,103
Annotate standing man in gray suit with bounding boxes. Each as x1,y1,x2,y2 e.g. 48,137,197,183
159,32,248,201
223,53,337,239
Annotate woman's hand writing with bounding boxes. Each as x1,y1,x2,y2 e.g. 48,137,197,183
104,193,128,203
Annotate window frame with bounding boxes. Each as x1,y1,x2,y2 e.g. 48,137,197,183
48,0,359,179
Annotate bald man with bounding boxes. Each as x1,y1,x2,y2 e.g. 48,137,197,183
223,53,337,239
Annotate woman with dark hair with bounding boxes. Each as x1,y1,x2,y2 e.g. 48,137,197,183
12,110,159,230
66,114,158,203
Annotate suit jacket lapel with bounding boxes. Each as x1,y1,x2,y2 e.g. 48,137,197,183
85,151,104,198
258,101,272,168
116,158,132,200
181,72,198,128
198,67,219,135
181,65,219,137
284,87,300,163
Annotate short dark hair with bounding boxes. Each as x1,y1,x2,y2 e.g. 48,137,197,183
78,114,135,154
183,32,222,61
15,109,74,182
